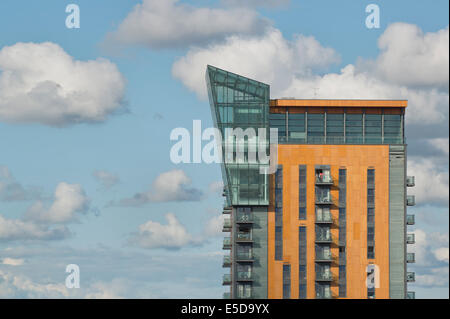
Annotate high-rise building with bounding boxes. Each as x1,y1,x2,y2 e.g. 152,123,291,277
206,65,416,299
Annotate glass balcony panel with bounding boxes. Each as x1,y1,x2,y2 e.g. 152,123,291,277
223,255,231,267
406,214,415,225
406,176,415,187
316,272,334,281
316,232,333,243
223,237,231,249
222,274,231,285
316,208,333,223
407,195,416,206
236,213,253,223
407,272,415,282
223,292,231,299
407,233,415,244
236,232,252,241
236,251,253,261
316,169,333,184
407,292,415,299
236,272,253,281
407,253,415,263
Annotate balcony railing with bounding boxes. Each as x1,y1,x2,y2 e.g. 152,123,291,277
407,272,415,282
223,218,232,232
236,252,253,261
316,233,333,243
236,232,252,242
407,233,415,244
406,176,415,187
316,291,333,299
222,274,231,285
406,214,415,225
223,206,232,214
407,253,415,263
316,211,334,223
222,255,231,267
315,175,333,185
406,291,415,299
316,272,334,281
223,237,231,249
236,292,252,299
236,272,253,281
236,213,253,223
223,292,231,299
316,195,334,205
407,195,416,206
315,251,335,262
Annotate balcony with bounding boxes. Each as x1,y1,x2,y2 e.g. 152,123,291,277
315,195,334,205
236,272,253,281
407,272,415,283
316,233,333,243
222,218,232,232
223,292,231,299
315,251,335,262
407,233,415,244
222,255,231,267
222,274,231,285
236,292,252,299
407,195,416,206
235,213,253,224
316,272,334,281
236,252,253,262
407,253,415,263
406,214,415,225
315,174,333,185
406,291,415,299
236,232,252,242
316,291,334,299
223,207,232,214
406,176,415,187
316,211,334,223
223,237,232,250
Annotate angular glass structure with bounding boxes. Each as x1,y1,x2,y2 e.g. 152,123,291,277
206,65,270,206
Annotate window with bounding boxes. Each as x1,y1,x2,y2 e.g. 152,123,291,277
299,226,307,299
383,114,402,144
346,113,363,144
365,114,382,144
269,113,287,143
367,168,375,259
299,165,307,220
283,264,291,299
308,113,325,144
275,166,283,260
288,113,306,142
326,113,344,144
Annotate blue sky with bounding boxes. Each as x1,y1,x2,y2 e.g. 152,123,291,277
0,0,448,298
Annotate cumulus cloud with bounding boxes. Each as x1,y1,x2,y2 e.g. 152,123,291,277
203,214,225,237
0,166,40,201
407,158,449,206
172,27,340,99
0,42,126,126
221,0,290,8
25,182,89,224
365,23,449,89
1,257,24,266
104,0,270,49
434,247,449,263
208,180,224,195
416,267,449,288
119,169,203,205
130,213,196,249
92,170,120,189
0,214,70,242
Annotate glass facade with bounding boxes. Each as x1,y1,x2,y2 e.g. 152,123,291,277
269,110,404,145
206,65,270,206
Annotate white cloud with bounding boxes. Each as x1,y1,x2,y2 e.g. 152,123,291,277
25,182,89,224
119,169,203,205
434,247,449,263
92,170,120,189
429,138,450,156
1,257,24,266
172,27,340,99
407,158,449,206
203,214,225,237
368,23,449,89
416,267,449,288
0,42,126,126
130,213,195,249
0,214,70,242
104,0,270,49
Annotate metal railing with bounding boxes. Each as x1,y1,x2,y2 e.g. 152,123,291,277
316,211,334,223
236,232,252,241
236,272,253,281
316,272,334,281
223,237,231,249
407,272,415,282
406,176,415,187
406,291,415,299
223,255,231,267
315,251,335,262
236,213,253,223
316,233,333,243
315,195,334,205
407,195,416,206
236,252,253,261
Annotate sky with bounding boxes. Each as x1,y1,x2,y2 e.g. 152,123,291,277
0,0,448,299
